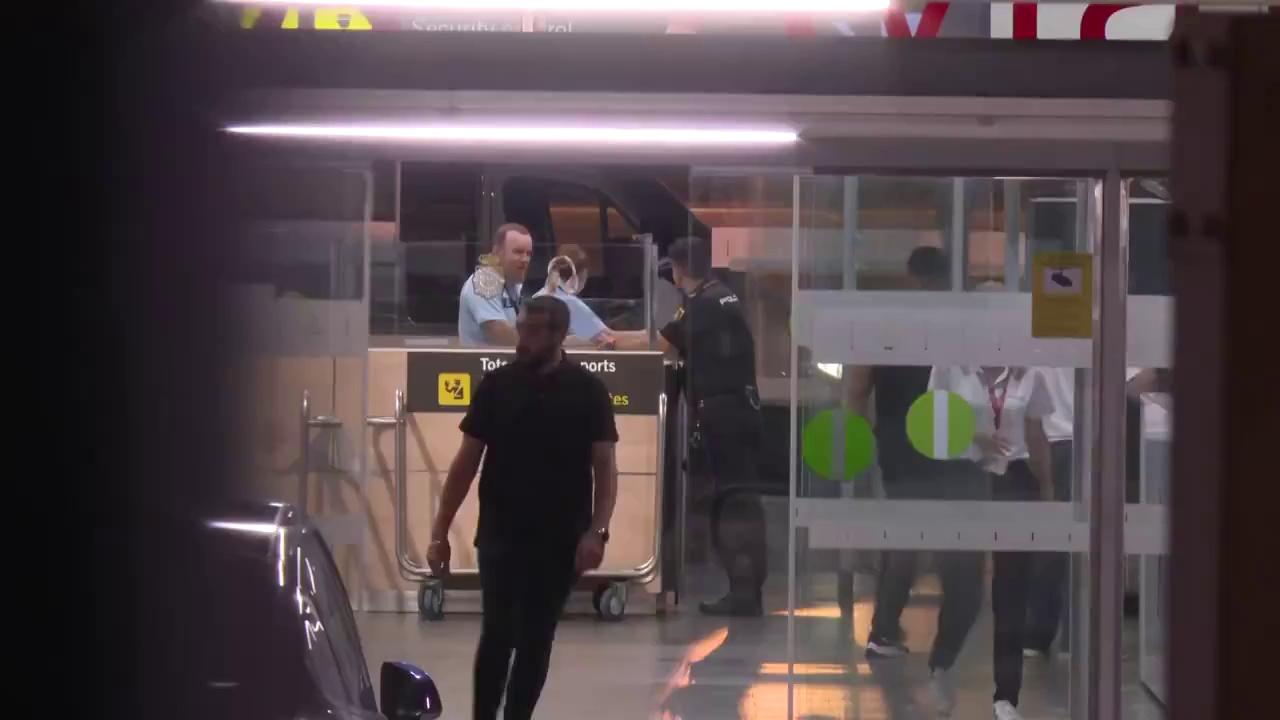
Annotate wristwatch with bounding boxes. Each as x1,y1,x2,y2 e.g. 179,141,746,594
593,527,610,543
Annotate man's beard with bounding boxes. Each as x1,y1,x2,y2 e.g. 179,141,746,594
515,343,556,368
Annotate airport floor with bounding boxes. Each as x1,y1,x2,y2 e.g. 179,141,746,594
357,570,1166,720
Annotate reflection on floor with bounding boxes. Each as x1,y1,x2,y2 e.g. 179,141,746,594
357,581,1165,719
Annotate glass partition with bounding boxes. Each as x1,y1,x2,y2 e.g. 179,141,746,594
350,162,1163,720
370,238,658,347
225,162,372,603
792,175,1098,720
1124,177,1172,719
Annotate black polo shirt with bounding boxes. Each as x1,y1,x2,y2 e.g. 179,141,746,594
459,357,618,549
660,278,757,404
872,365,944,480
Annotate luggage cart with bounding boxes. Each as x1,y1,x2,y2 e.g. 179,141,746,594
374,387,667,622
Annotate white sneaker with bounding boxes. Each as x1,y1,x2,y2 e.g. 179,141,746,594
993,700,1024,720
865,638,909,659
930,668,956,717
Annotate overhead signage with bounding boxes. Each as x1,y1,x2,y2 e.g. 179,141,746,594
228,3,1276,40
406,349,664,415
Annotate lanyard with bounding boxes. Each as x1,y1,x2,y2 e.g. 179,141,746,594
986,371,1012,430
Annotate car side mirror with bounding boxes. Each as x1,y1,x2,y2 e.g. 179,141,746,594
380,661,442,720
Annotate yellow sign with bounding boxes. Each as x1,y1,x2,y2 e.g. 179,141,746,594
1031,251,1093,338
241,6,373,30
437,373,471,407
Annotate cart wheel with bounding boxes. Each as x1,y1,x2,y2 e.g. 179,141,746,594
595,582,626,622
418,580,445,621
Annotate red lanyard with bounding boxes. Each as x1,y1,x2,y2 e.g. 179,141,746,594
986,372,1012,430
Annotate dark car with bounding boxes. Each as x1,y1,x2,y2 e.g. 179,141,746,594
199,502,442,720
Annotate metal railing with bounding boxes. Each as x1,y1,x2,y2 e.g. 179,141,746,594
299,389,343,513
367,389,432,582
372,384,666,586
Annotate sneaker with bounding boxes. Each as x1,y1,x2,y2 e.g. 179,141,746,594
1023,647,1049,659
865,637,909,659
698,593,762,617
930,668,956,717
993,700,1024,720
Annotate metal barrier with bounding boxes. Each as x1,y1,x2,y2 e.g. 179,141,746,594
373,386,667,620
367,388,430,583
298,389,342,513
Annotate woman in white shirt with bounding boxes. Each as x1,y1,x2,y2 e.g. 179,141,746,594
930,365,1054,720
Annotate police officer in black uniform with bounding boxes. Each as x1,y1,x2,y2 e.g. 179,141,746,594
659,236,765,617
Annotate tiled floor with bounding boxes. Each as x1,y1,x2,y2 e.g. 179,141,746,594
357,578,1165,720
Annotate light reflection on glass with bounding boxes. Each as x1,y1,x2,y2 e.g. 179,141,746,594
653,626,729,715
276,530,287,587
207,519,278,534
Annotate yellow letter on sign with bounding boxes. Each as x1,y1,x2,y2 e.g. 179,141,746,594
240,7,263,29
314,8,373,30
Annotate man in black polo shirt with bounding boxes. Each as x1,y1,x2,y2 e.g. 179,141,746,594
426,295,619,720
847,247,985,716
660,236,765,617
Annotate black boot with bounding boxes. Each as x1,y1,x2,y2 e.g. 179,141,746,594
698,591,762,617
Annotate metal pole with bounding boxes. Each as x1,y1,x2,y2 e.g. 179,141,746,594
1089,170,1128,720
393,388,430,580
950,178,966,291
642,234,656,347
842,176,858,290
299,390,311,514
1069,179,1099,720
786,174,801,720
393,160,403,335
676,395,688,600
1004,179,1022,291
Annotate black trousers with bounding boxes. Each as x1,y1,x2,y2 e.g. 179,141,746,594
869,462,986,671
1025,439,1073,653
697,395,766,598
991,461,1040,706
474,541,576,720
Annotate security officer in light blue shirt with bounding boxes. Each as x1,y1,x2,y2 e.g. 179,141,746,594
458,223,534,346
532,245,615,349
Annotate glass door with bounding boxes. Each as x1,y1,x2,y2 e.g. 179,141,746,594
1123,176,1172,719
228,161,372,602
790,174,1100,720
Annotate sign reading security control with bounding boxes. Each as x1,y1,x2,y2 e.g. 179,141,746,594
407,350,664,415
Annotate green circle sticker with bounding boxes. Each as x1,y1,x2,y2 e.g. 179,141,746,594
906,390,977,460
801,410,875,482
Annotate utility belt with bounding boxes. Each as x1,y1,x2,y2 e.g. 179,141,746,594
694,385,761,411
689,385,760,450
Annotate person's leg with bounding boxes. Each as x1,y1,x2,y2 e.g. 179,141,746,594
701,399,767,615
991,465,1037,706
992,549,1032,705
867,474,919,649
929,549,984,671
1025,440,1072,653
869,549,918,646
502,546,576,720
708,487,766,611
474,545,521,720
